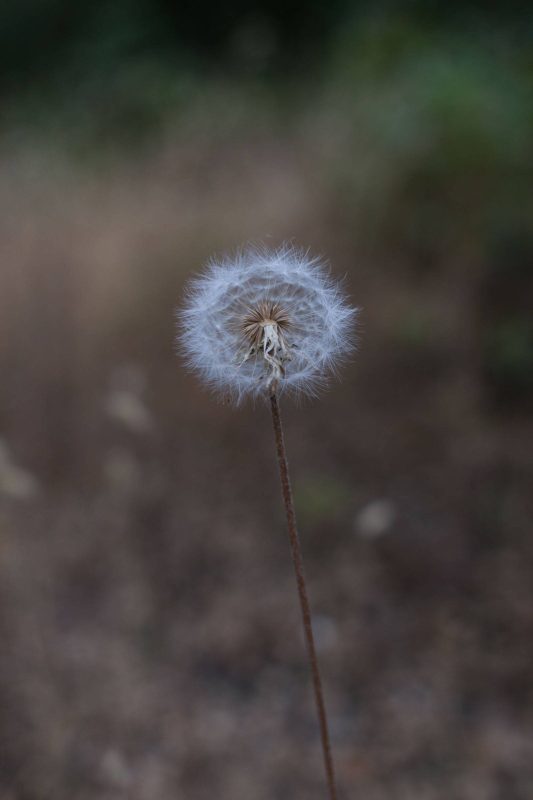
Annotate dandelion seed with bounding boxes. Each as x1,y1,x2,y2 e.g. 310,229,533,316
177,244,357,402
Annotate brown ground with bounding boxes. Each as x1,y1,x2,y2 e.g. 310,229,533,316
1,129,532,799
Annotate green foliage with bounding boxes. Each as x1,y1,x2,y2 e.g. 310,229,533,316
318,16,533,277
393,312,435,351
481,226,533,404
484,319,533,393
294,476,352,526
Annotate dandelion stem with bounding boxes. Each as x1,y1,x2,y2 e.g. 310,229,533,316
269,392,338,800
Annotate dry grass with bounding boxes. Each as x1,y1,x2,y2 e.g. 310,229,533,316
1,127,532,799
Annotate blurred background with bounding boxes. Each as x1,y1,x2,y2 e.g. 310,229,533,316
1,2,533,798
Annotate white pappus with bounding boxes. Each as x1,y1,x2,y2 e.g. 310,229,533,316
177,244,358,403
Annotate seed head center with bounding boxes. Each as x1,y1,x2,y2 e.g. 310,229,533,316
239,301,292,391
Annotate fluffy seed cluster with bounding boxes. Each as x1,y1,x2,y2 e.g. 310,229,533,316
177,245,357,403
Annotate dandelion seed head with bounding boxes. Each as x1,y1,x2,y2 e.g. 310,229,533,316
177,244,358,403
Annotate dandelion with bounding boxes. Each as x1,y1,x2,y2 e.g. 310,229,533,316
178,244,355,403
177,244,358,800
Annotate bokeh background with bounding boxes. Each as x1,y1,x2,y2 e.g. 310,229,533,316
1,2,533,798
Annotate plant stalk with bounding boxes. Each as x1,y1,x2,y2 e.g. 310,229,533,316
269,392,338,800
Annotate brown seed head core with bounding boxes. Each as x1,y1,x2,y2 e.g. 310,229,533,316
240,301,292,391
241,301,291,350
